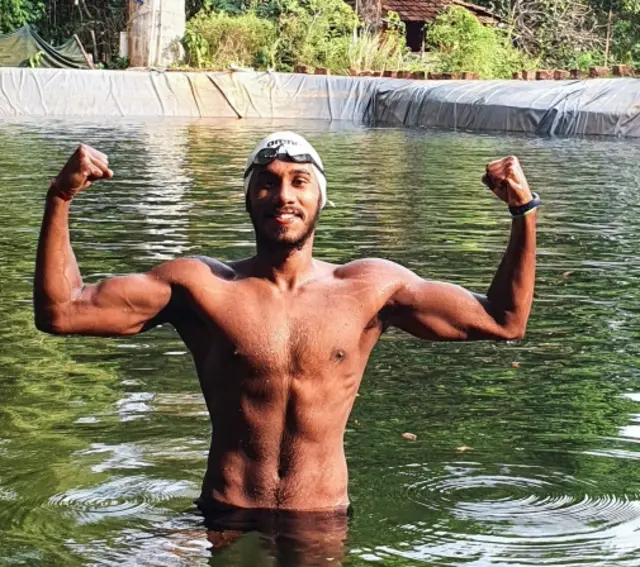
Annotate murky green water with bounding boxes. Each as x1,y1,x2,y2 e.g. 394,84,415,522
1,118,640,566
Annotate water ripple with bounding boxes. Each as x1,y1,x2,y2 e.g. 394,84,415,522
49,476,196,525
383,461,640,564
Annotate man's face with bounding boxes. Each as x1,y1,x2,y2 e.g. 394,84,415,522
247,159,322,250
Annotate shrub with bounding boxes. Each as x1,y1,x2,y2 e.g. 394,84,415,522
564,49,606,71
426,6,537,78
184,9,276,69
272,0,359,71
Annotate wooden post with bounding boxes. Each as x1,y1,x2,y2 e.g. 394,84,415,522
89,30,98,65
73,34,95,69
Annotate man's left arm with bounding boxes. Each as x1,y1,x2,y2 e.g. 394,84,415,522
384,156,537,342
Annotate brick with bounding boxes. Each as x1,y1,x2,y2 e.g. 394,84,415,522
411,70,425,80
521,70,535,80
512,71,521,80
554,70,570,80
612,64,633,77
427,72,443,80
635,68,640,77
589,66,609,78
314,67,329,75
294,65,309,74
461,72,479,80
396,70,410,78
569,69,586,79
442,72,458,80
535,69,553,80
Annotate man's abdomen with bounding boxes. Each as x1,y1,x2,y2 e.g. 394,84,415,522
200,438,350,511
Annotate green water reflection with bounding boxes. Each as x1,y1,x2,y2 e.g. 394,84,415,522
0,119,639,566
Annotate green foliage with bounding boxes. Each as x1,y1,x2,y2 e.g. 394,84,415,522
183,26,211,68
427,6,537,78
472,0,638,69
0,0,44,33
27,49,43,67
322,30,404,74
2,0,639,71
324,15,413,75
184,9,277,68
182,3,418,74
611,15,640,65
109,55,130,70
565,49,605,71
271,0,359,71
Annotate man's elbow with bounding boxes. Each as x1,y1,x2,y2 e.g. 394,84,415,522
500,323,527,341
34,307,70,335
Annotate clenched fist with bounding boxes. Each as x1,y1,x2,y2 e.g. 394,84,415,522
482,156,533,208
49,144,113,201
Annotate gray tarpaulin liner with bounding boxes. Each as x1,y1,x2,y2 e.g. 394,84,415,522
1,67,639,137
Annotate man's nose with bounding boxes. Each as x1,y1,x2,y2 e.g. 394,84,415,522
273,181,295,205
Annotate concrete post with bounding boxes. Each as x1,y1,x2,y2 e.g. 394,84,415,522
128,0,185,68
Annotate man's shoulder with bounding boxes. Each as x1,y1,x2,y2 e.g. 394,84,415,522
334,258,409,281
149,255,238,284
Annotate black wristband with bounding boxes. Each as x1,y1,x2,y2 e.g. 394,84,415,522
509,193,541,217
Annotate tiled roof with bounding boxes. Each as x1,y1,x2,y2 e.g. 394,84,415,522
344,0,502,23
384,0,442,21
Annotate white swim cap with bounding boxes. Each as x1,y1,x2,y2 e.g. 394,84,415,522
243,131,328,209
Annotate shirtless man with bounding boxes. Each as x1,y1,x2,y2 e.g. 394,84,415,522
34,131,539,516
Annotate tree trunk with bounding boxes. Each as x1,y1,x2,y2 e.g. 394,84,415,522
359,0,382,30
604,7,613,69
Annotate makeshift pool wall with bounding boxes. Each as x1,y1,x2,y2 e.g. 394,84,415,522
1,68,639,137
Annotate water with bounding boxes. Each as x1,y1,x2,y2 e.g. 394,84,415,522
1,118,640,566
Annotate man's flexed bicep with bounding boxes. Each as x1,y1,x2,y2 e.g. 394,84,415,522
35,144,179,337
384,270,520,341
381,155,537,342
38,268,173,337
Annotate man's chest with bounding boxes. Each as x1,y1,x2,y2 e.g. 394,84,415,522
176,279,384,376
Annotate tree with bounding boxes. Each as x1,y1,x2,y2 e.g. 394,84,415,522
0,0,44,33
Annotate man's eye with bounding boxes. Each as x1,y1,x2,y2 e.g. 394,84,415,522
293,177,309,186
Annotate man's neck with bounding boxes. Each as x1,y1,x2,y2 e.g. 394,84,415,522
253,236,316,290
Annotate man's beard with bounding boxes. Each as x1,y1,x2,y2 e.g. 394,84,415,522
249,203,320,253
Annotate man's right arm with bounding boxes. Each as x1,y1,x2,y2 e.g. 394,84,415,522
33,144,175,337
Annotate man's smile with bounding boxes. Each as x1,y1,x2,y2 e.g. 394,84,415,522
267,208,303,225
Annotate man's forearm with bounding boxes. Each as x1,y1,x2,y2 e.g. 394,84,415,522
34,191,83,322
486,212,536,334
